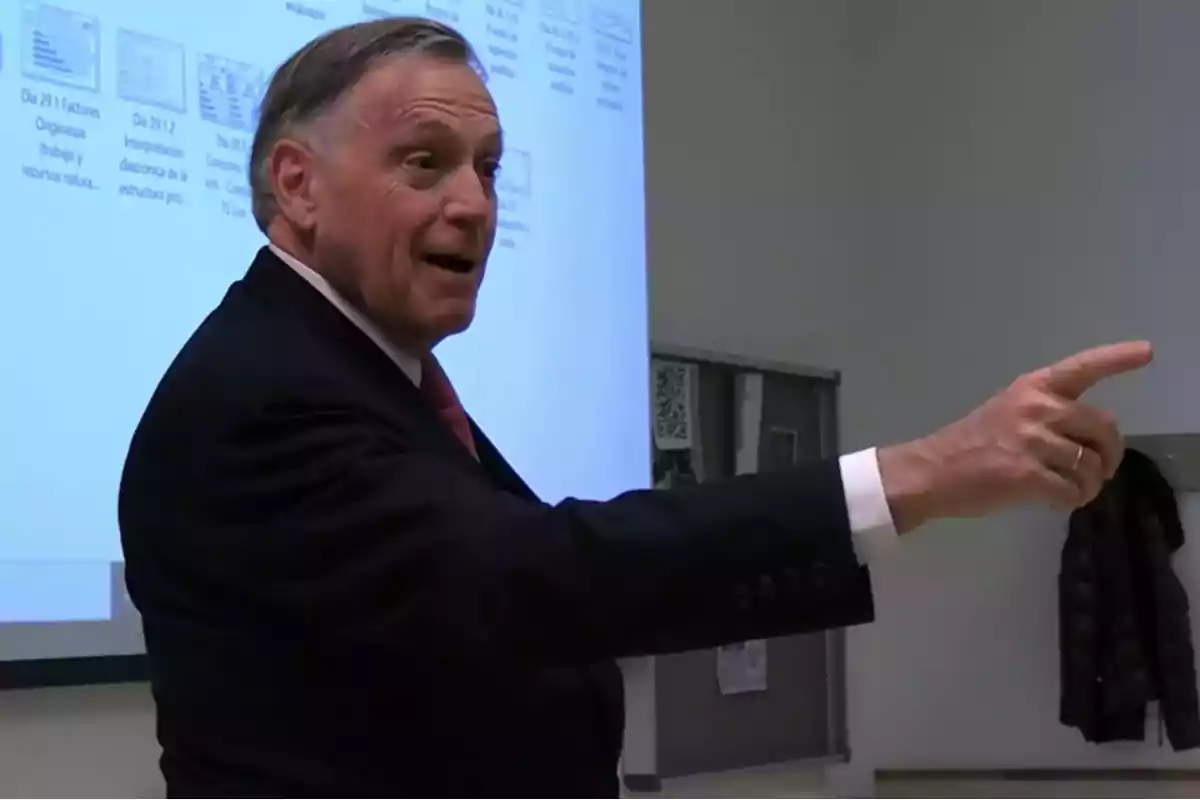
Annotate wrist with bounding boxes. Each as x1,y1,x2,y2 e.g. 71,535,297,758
877,439,941,535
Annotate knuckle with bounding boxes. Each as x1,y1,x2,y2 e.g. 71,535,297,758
1015,420,1044,446
1022,392,1061,423
1013,386,1041,411
1036,396,1069,425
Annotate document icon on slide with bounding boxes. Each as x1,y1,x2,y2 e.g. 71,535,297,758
197,54,265,133
20,2,100,92
425,0,463,24
540,0,580,24
362,0,424,19
591,6,633,44
117,30,186,113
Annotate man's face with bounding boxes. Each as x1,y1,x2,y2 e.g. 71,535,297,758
276,54,501,352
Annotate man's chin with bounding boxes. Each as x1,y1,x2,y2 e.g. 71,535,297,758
425,305,477,347
365,300,475,354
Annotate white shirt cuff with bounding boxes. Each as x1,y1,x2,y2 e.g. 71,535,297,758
839,447,898,565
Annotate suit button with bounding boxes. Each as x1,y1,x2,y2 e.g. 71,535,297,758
758,575,776,600
811,562,830,590
733,584,752,611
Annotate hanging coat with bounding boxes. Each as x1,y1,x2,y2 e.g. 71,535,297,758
1060,448,1200,750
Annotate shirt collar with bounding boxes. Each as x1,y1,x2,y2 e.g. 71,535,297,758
267,243,423,386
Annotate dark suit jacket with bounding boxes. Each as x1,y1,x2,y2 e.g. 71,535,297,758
119,247,875,797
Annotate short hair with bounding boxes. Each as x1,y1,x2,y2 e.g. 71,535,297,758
248,17,483,233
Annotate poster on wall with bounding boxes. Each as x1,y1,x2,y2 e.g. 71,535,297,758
651,359,704,487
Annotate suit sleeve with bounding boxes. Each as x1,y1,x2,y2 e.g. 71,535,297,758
200,401,874,665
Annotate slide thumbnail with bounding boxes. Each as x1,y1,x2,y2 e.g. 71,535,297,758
118,29,187,113
21,2,100,92
197,53,265,133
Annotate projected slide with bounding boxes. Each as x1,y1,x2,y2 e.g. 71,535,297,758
0,0,646,658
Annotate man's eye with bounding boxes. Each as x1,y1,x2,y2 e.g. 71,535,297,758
407,152,440,171
480,159,502,181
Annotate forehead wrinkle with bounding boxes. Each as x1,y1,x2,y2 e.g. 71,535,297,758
323,64,501,149
381,99,500,134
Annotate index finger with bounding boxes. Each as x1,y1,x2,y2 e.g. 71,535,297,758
1033,341,1153,399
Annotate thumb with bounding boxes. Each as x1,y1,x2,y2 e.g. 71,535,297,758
1033,341,1153,399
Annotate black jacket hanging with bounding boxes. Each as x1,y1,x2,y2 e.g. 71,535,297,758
1059,447,1200,750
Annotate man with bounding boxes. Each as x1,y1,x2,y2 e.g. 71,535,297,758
118,17,1151,798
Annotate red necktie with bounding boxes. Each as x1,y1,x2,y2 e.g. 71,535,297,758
421,355,478,459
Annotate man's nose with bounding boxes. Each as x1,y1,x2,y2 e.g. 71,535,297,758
442,166,493,224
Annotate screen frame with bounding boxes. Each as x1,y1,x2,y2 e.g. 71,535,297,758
0,654,148,691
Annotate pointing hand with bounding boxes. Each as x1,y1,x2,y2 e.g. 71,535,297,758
878,341,1153,532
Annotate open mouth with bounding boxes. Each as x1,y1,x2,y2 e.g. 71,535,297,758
424,254,477,274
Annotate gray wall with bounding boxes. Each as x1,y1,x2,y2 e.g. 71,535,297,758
0,1,867,796
843,0,1200,776
0,685,161,797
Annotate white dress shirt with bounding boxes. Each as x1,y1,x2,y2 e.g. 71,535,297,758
269,244,423,386
268,243,898,565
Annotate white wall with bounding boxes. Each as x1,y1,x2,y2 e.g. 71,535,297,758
0,2,866,797
843,0,1200,779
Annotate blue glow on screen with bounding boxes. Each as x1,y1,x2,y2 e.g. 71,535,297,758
0,0,647,632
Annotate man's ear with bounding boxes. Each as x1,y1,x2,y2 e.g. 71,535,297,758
268,138,321,230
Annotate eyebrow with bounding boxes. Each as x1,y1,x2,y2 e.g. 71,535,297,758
403,117,504,150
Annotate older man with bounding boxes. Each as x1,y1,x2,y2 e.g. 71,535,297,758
119,16,1150,797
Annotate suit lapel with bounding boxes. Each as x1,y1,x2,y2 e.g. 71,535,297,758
470,422,541,501
240,249,478,472
240,248,542,499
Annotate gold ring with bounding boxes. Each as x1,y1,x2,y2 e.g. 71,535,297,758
1072,444,1084,471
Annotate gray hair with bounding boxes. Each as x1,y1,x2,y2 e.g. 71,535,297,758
248,17,483,233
